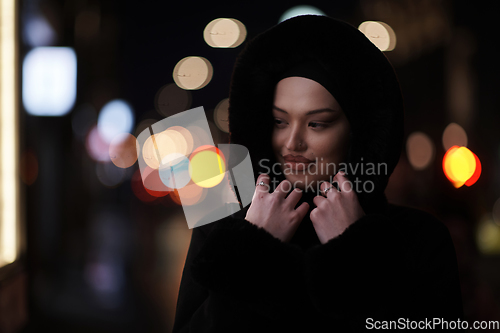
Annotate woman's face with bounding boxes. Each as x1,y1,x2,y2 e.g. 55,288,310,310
271,76,351,191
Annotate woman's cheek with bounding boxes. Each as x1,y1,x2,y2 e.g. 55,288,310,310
271,134,281,153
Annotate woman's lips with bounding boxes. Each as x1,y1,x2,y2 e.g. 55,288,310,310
282,155,315,171
282,154,314,163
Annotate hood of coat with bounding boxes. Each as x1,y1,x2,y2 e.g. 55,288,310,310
227,15,404,215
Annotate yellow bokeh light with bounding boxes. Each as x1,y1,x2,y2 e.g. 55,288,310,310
189,148,225,188
448,147,475,182
204,18,246,48
476,216,500,254
443,146,476,188
358,21,396,52
173,56,213,90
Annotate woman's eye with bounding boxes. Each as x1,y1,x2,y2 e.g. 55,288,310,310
274,119,285,126
309,122,328,129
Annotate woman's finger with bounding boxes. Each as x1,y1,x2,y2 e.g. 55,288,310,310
334,170,352,193
254,173,270,196
319,180,340,198
273,179,293,198
313,194,327,207
318,181,331,198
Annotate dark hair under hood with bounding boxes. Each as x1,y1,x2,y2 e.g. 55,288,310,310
227,15,405,215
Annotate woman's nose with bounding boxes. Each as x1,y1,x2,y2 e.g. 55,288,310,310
285,128,305,151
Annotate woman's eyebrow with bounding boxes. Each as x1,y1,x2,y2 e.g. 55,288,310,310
272,105,338,115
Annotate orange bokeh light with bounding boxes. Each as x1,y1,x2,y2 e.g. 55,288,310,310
168,181,205,206
443,145,480,188
131,169,157,203
142,166,171,197
465,151,481,186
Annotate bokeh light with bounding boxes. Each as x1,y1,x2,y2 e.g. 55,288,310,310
442,122,468,151
142,132,173,170
464,150,481,187
163,128,189,156
97,99,135,144
358,21,396,52
86,125,110,162
406,132,435,170
278,6,325,23
444,146,475,185
23,13,56,47
142,129,190,170
131,169,157,203
22,47,77,116
158,153,191,189
154,83,192,117
476,215,500,255
108,133,139,168
189,145,226,188
203,18,246,48
169,183,207,206
168,126,194,156
443,146,480,188
142,166,171,196
214,98,229,133
173,56,213,90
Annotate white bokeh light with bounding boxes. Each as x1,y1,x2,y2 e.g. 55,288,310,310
97,99,135,144
22,47,77,116
279,6,325,23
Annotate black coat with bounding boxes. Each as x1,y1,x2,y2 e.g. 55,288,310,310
172,190,463,332
172,15,463,332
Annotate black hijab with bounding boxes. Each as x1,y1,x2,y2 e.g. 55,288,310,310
227,15,405,216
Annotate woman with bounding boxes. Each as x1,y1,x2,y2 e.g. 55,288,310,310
173,15,463,332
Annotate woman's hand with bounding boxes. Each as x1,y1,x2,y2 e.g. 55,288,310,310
245,173,310,243
310,171,366,244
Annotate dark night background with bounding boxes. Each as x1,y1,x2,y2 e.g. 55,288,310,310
10,0,500,331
